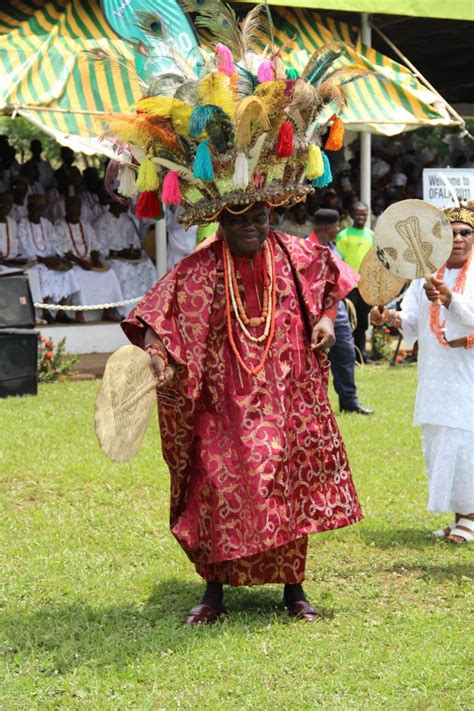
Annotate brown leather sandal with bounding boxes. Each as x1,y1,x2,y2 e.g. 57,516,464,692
185,603,226,626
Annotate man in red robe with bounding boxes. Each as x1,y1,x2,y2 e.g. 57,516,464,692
123,202,362,624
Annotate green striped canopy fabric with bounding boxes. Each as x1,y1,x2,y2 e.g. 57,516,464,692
234,0,473,22
268,8,459,135
0,0,459,149
0,0,143,154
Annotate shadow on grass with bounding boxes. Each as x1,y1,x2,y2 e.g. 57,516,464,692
2,578,326,675
383,563,474,581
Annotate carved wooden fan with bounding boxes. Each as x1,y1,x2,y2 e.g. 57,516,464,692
95,345,157,462
374,199,452,281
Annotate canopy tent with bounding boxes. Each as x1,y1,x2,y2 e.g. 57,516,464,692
0,0,461,153
0,0,145,155
235,0,473,22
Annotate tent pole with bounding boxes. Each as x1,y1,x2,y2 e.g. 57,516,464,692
155,212,167,279
360,13,371,225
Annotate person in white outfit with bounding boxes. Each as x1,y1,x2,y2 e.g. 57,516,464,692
0,191,42,303
371,206,474,544
55,196,123,321
18,195,79,323
166,205,197,270
93,199,156,317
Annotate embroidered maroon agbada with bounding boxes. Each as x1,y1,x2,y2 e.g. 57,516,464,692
122,231,362,586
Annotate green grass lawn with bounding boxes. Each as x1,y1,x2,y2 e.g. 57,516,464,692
0,365,472,710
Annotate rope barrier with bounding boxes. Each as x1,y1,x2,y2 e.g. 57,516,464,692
33,296,143,311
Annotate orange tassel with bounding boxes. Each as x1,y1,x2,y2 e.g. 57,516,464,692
325,116,344,151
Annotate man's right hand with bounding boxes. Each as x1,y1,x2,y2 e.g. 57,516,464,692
370,306,387,326
151,355,175,388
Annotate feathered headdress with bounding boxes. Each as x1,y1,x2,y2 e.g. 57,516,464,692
100,0,370,227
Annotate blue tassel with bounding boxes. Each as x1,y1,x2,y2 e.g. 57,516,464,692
312,151,332,188
190,105,220,137
193,139,214,181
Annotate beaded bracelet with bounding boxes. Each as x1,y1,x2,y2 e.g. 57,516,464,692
145,341,169,366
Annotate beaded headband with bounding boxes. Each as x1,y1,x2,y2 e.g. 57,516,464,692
443,206,474,228
99,1,371,226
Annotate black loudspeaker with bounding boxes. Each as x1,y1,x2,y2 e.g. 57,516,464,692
0,270,36,329
0,329,38,397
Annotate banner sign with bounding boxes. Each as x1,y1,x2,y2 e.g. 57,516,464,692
423,168,474,208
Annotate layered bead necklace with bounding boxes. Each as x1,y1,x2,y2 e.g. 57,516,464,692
429,252,472,345
0,220,11,258
222,238,276,376
29,220,46,253
67,222,88,258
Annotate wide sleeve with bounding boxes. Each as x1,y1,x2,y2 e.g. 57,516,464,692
17,220,34,259
275,231,359,327
122,245,217,400
399,280,421,347
53,221,68,256
447,292,474,328
84,223,100,253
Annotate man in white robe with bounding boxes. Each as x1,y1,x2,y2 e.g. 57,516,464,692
371,206,474,543
55,196,123,321
93,199,156,317
18,195,79,323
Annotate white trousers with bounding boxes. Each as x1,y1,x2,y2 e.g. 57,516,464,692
421,424,474,515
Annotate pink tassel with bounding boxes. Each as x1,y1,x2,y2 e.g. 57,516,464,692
215,43,235,77
161,170,182,206
257,60,275,83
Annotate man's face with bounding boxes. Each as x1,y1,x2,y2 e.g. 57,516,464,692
66,201,81,223
446,221,473,268
221,203,269,257
315,221,340,246
27,199,45,222
351,206,368,228
12,181,27,203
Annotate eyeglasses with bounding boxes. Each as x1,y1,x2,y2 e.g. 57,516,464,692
452,229,473,238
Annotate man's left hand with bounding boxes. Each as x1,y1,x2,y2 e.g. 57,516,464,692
311,316,336,352
424,277,452,307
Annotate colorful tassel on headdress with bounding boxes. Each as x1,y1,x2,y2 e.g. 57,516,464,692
193,140,214,181
161,170,182,206
276,120,294,158
215,43,236,77
233,152,249,189
305,144,324,180
285,68,300,79
135,191,163,220
325,116,344,151
312,152,333,188
257,60,275,83
118,164,137,198
135,156,159,192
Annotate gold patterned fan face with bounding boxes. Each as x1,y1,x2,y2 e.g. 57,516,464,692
358,248,406,306
95,345,157,463
375,199,453,281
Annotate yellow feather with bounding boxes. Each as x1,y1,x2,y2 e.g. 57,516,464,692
170,100,193,136
235,96,270,151
255,80,286,122
198,72,235,116
134,96,174,116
